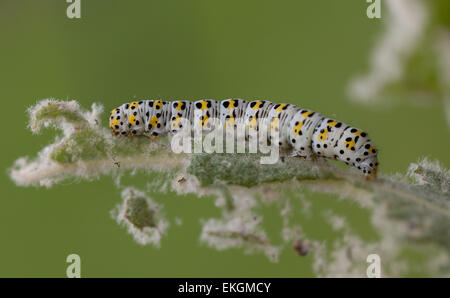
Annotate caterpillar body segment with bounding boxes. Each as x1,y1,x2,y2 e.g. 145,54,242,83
266,103,299,149
109,103,130,136
109,98,379,178
311,119,378,178
193,99,220,133
287,109,324,159
244,100,273,130
219,99,248,131
170,100,194,133
144,100,171,138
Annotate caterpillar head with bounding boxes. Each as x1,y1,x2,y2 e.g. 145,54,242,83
357,142,378,180
109,108,121,135
360,155,378,180
109,104,129,136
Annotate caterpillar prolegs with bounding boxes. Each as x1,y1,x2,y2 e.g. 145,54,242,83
109,99,379,179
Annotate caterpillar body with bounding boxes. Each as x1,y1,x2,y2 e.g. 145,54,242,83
109,99,379,179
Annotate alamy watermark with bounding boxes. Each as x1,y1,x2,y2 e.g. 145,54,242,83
169,115,281,165
66,0,81,19
66,1,380,21
366,0,381,19
66,253,81,278
366,254,381,278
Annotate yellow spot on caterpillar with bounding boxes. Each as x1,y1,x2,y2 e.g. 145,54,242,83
154,100,163,110
301,110,313,118
171,115,182,128
270,117,279,132
292,121,303,135
225,115,235,128
149,115,159,127
352,129,362,136
175,101,183,111
318,129,328,142
251,101,263,110
129,114,137,125
275,104,286,112
129,102,139,110
248,116,257,130
345,138,355,151
198,101,209,111
367,145,376,153
227,100,235,110
201,115,209,127
328,120,338,127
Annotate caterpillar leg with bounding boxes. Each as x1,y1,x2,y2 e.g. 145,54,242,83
144,134,158,141
309,154,320,162
291,152,307,160
364,169,377,180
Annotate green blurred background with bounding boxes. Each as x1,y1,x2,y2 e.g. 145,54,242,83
0,0,448,277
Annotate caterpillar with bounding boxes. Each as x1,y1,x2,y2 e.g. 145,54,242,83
109,99,379,179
